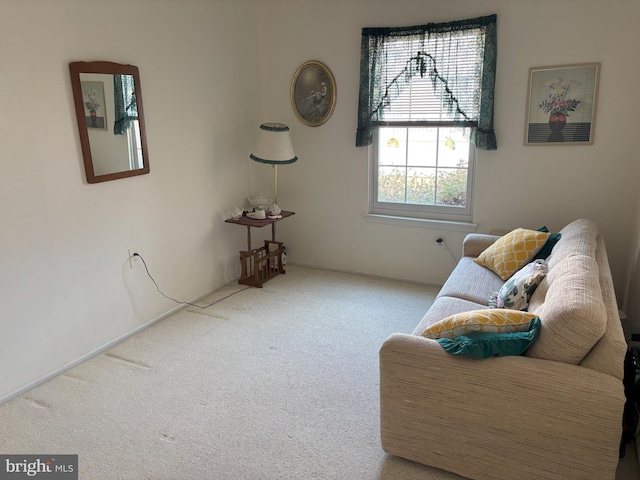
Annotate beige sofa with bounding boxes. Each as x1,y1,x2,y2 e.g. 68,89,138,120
380,219,628,480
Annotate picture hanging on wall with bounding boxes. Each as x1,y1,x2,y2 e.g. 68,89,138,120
81,80,107,130
290,60,336,127
524,63,600,146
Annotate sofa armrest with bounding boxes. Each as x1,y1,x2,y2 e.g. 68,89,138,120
380,333,625,480
462,233,500,257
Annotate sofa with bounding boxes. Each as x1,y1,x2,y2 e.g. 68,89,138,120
379,219,628,480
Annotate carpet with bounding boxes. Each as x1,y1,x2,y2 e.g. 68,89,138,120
1,265,474,479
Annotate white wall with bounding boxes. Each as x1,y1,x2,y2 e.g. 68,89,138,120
623,219,640,337
623,188,640,336
256,0,640,294
0,0,263,400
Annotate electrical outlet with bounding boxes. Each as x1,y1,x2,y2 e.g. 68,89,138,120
129,248,142,269
434,235,445,247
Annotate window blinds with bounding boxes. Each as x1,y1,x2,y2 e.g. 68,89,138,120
376,32,483,124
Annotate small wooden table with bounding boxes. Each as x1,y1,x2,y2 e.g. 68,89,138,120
225,210,295,287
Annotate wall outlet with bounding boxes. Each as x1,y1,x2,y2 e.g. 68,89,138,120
128,248,142,269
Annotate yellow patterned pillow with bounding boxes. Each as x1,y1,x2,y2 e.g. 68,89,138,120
421,309,538,339
475,228,550,280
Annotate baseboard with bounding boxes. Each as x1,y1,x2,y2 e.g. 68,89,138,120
287,261,443,289
0,282,233,406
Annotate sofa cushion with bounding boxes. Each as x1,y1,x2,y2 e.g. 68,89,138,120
421,309,538,339
526,254,607,364
436,317,541,358
475,228,550,280
412,296,489,336
545,219,598,268
579,235,628,380
437,257,504,306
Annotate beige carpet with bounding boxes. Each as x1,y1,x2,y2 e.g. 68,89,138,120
1,265,637,479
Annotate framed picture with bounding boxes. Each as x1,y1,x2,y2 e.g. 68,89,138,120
290,60,336,127
525,63,600,146
81,80,107,130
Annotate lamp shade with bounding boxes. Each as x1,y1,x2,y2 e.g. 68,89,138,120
250,123,298,165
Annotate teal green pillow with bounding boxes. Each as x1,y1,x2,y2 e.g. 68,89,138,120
436,318,541,358
533,226,561,260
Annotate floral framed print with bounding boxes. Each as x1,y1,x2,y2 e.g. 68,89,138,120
525,63,600,146
81,80,107,130
290,60,336,127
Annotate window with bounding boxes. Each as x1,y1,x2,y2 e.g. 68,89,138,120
357,15,497,222
127,120,144,170
373,126,474,220
113,74,138,136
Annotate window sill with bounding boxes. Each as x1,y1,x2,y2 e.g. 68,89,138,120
363,214,478,232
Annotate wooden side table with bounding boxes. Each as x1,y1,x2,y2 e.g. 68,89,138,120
225,211,295,287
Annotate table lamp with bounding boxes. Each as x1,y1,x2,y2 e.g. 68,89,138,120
249,123,298,205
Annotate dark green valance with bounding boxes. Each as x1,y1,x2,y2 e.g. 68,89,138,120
356,14,497,150
113,74,138,136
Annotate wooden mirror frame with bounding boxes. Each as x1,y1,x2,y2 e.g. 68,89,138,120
69,61,150,183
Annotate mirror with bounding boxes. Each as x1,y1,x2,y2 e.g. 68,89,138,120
69,61,150,183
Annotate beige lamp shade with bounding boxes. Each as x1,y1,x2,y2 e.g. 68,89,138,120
250,123,298,165
249,123,297,205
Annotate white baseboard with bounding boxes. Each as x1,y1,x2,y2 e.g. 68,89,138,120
0,283,229,406
287,261,443,289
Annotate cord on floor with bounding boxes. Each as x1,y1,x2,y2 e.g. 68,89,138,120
134,253,251,309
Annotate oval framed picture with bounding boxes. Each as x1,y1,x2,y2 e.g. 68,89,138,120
290,60,336,127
